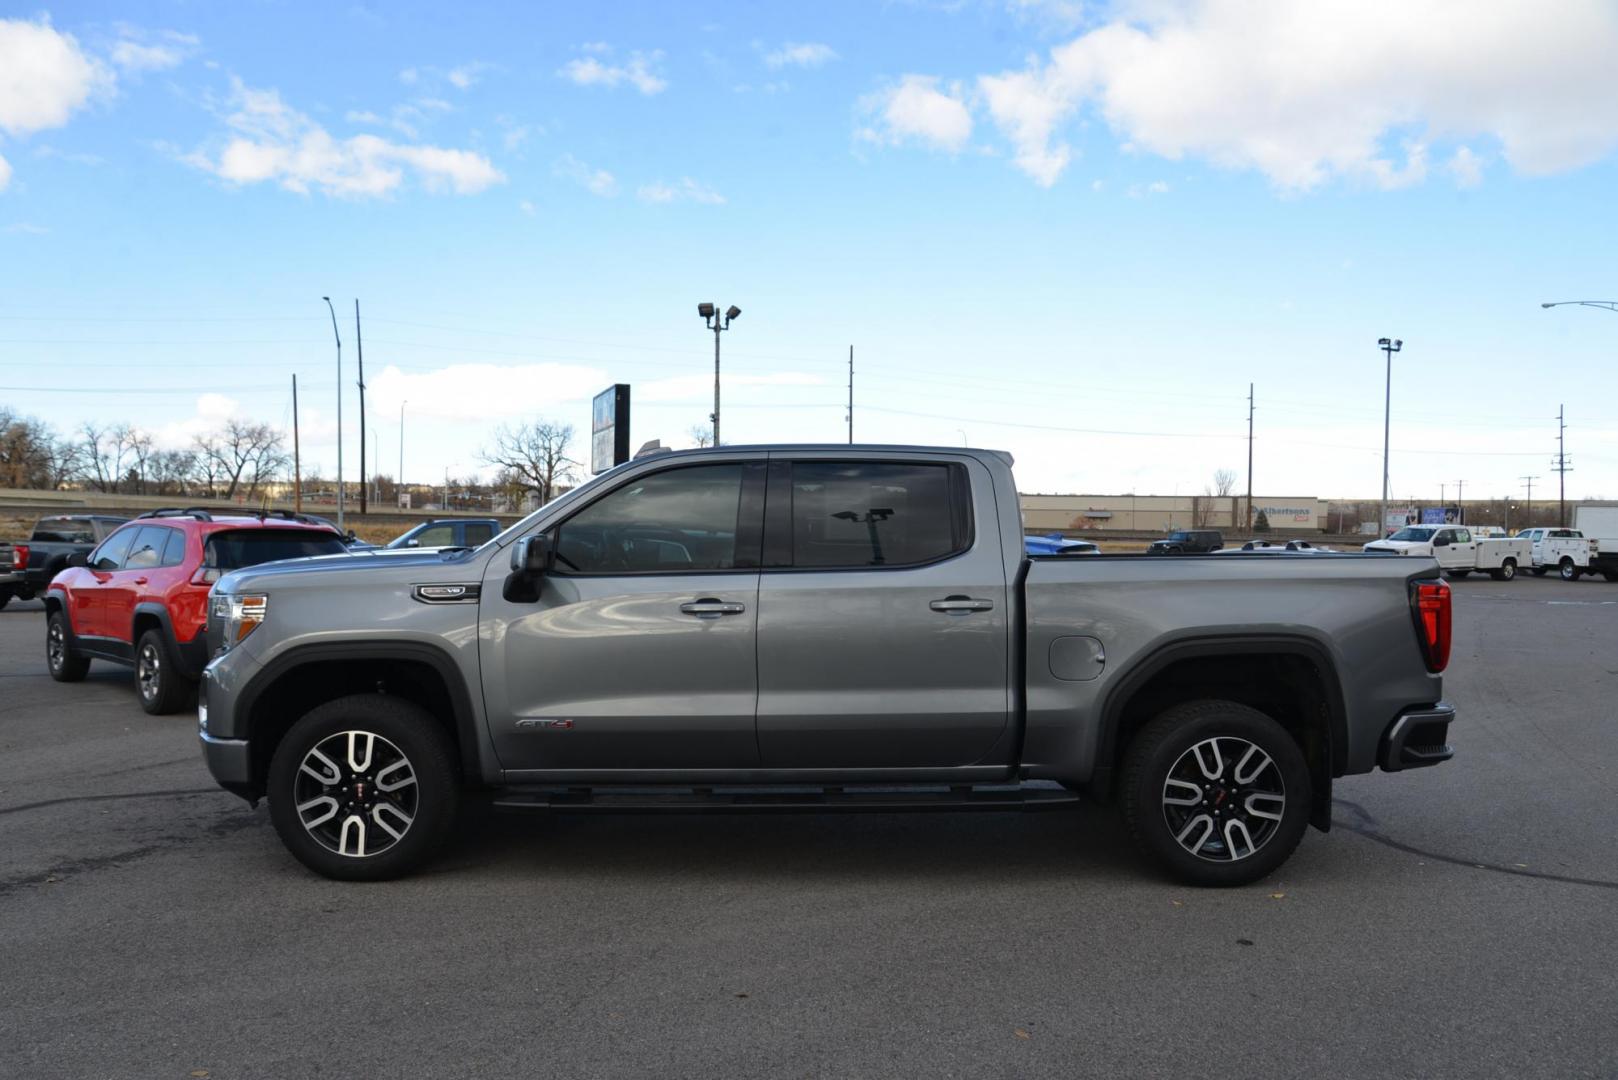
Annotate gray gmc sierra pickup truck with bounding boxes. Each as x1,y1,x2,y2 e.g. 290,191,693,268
196,445,1455,885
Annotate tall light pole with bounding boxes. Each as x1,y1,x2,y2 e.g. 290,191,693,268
398,399,407,507
696,302,741,445
1377,337,1402,537
322,297,344,532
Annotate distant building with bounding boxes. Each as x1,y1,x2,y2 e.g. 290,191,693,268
1020,493,1327,534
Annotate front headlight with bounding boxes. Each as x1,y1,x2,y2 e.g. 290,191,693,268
210,593,268,652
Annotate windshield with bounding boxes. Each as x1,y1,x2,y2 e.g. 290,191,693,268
1387,527,1437,542
205,529,349,569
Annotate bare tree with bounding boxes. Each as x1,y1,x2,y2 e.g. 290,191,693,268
0,408,65,489
687,424,714,449
148,449,197,495
110,424,153,494
79,423,120,493
190,433,224,497
478,421,578,505
205,419,287,499
1213,468,1236,496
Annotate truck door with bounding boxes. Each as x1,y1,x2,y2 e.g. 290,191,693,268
754,455,1011,769
1451,527,1476,568
479,459,766,772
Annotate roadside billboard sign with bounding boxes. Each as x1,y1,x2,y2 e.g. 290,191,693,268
591,384,631,475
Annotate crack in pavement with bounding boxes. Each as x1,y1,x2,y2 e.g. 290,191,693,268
1331,797,1618,890
0,787,223,817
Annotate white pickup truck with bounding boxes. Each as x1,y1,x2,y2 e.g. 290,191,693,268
1569,508,1618,582
1515,527,1600,581
1364,525,1530,581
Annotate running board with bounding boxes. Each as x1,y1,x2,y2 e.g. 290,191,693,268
490,781,1080,815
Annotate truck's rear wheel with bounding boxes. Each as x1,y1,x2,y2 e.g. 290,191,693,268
0,587,11,610
1559,557,1579,581
1120,700,1311,887
1494,558,1517,582
267,694,460,881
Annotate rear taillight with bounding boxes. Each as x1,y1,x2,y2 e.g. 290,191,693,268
1411,578,1451,673
11,544,27,571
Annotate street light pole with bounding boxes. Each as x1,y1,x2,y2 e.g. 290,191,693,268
398,400,407,507
322,297,344,532
1377,337,1402,536
696,303,741,446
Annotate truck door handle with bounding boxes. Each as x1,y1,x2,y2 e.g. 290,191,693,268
680,598,747,618
930,595,994,614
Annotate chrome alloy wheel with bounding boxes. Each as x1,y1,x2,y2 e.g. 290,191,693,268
293,730,419,858
47,620,66,672
1161,737,1287,862
136,641,161,703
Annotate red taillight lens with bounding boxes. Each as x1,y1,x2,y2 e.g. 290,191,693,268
1413,579,1451,672
12,544,28,571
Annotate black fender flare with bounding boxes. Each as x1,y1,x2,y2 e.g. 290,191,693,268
235,640,485,785
1092,633,1348,828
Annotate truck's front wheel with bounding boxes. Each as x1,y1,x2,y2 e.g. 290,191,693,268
267,695,460,881
1120,700,1311,887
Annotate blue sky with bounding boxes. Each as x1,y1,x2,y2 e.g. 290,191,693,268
3,0,1618,501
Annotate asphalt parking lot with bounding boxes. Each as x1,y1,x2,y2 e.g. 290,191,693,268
3,581,1617,1079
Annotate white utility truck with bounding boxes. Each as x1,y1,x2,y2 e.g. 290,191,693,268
1571,507,1618,582
1515,527,1599,581
1364,525,1530,580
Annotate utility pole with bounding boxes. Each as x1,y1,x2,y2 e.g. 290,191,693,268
1455,479,1464,524
1521,475,1538,530
355,300,367,516
1553,404,1571,526
321,297,344,533
1378,338,1402,537
292,374,302,513
847,345,854,444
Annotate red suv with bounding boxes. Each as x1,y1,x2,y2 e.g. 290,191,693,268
44,509,350,714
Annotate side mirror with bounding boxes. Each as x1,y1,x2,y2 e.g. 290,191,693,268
406,538,420,548
68,551,89,568
511,533,554,575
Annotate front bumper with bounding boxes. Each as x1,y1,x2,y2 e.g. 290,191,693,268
198,662,258,800
1379,702,1456,771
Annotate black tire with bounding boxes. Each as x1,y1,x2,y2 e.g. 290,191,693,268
1559,557,1579,582
1499,558,1517,581
46,609,89,682
135,628,192,715
1120,699,1311,887
268,694,460,881
0,587,11,610
1604,572,1618,583
1448,569,1470,579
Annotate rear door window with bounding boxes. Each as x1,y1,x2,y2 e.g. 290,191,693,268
785,461,969,568
204,529,349,570
463,522,496,545
89,526,138,571
123,527,173,571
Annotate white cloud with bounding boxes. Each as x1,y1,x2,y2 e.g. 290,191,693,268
554,153,617,196
4,220,46,234
765,42,836,69
370,363,608,421
345,109,383,125
636,177,725,204
0,17,111,137
186,80,504,198
447,62,488,90
0,153,10,192
518,199,536,215
398,67,419,84
1126,179,1170,198
109,30,197,74
857,75,973,153
975,0,1618,190
637,372,822,402
558,50,667,95
1448,146,1483,188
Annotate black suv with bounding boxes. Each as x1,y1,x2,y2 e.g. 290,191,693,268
1147,529,1223,554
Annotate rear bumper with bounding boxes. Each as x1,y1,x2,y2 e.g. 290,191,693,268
1379,702,1456,771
